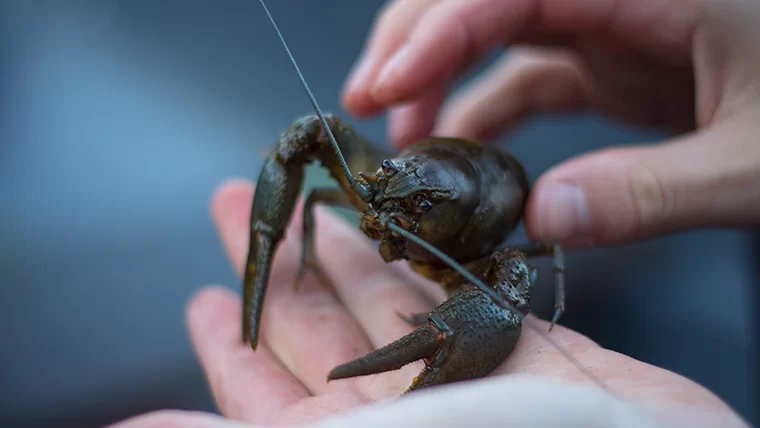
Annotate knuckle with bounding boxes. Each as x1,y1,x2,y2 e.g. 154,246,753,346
625,158,674,233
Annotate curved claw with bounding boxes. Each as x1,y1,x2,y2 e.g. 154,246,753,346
243,114,388,350
328,323,441,381
291,257,330,292
328,288,523,394
243,157,304,350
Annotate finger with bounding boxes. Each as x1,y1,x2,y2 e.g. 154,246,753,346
352,0,695,113
305,205,442,397
210,179,375,396
341,0,584,125
433,47,588,142
387,78,450,147
524,106,760,245
341,0,440,116
106,410,253,428
359,0,609,108
186,286,310,423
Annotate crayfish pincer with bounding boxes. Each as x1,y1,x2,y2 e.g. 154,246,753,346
327,249,536,393
244,0,578,395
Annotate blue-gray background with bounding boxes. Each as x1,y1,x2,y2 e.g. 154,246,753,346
1,1,757,426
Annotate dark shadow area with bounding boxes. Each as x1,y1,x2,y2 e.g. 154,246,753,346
0,1,756,426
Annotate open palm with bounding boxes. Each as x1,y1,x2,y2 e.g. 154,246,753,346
112,179,745,427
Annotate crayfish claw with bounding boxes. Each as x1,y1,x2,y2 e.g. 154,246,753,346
328,287,524,394
292,257,330,292
327,324,440,382
402,290,523,394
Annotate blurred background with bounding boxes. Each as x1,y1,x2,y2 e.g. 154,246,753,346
0,1,757,426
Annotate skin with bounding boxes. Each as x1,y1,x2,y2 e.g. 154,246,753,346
111,0,759,425
109,180,748,427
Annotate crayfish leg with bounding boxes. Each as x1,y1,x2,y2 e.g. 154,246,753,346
292,187,354,291
327,285,524,395
510,242,566,331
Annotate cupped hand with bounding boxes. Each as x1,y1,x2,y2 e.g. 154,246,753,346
341,0,760,246
110,180,747,427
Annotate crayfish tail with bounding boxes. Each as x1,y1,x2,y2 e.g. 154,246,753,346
327,324,440,381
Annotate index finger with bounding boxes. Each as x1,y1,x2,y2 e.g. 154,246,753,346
341,0,693,124
341,0,610,114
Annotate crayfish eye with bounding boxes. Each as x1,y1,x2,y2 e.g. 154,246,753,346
381,159,398,175
413,195,433,212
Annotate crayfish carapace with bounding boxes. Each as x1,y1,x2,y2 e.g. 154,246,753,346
243,0,602,395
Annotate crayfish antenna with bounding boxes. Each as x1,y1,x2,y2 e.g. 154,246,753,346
328,324,440,381
257,0,371,202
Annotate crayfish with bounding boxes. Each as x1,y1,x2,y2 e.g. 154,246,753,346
243,0,597,395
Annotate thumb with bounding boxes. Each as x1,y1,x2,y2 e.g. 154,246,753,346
525,108,760,245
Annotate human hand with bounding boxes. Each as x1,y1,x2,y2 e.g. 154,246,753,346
341,0,760,246
109,180,747,427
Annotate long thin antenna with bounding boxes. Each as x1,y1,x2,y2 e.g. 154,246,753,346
386,222,611,393
258,0,368,200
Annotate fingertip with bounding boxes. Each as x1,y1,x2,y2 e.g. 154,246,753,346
369,24,462,106
527,179,592,244
388,81,448,148
340,93,385,118
525,149,627,245
525,145,683,246
340,83,384,118
341,0,442,116
187,285,239,323
186,285,241,340
341,57,386,117
210,178,254,226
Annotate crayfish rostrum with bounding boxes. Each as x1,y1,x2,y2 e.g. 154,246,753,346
244,0,570,395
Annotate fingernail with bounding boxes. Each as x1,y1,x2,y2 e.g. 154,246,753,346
344,53,374,94
537,183,591,241
374,44,411,94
